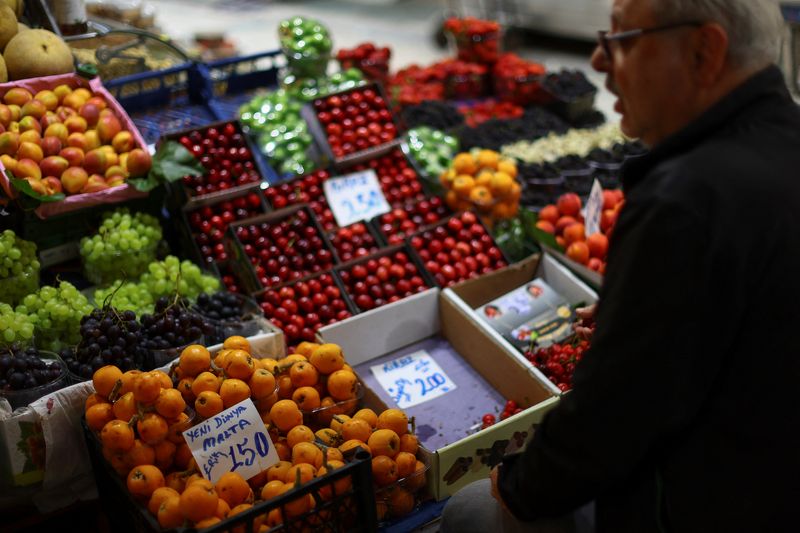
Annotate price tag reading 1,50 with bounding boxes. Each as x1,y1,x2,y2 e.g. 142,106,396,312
324,169,392,227
183,398,279,484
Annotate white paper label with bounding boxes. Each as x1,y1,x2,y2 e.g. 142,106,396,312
323,170,391,227
582,179,604,237
182,398,279,484
371,350,457,409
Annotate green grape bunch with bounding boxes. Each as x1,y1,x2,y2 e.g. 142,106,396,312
93,256,221,316
80,208,163,286
0,303,35,346
0,230,41,307
14,281,93,352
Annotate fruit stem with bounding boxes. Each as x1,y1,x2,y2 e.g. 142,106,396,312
108,378,122,403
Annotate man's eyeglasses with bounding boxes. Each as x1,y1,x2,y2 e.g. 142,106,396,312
597,21,705,58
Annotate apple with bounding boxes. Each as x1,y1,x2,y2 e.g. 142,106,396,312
59,147,84,167
42,176,63,195
18,141,44,163
78,102,100,126
41,136,62,157
14,159,42,180
60,166,88,194
39,155,69,177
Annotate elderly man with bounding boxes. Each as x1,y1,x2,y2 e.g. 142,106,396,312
441,0,800,532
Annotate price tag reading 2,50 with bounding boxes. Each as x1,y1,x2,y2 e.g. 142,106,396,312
183,398,279,484
324,169,392,227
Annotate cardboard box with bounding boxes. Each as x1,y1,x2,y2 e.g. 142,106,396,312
319,288,558,500
443,253,598,395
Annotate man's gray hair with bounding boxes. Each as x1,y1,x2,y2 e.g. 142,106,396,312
652,0,784,68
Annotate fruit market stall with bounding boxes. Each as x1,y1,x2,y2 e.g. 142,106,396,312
0,7,632,530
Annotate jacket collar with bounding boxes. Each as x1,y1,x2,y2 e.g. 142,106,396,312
621,65,792,190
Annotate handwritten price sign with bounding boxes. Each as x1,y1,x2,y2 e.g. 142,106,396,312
183,398,279,484
323,170,391,227
582,179,604,238
371,350,457,409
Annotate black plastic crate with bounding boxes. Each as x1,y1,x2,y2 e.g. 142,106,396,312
203,50,286,121
104,63,217,146
82,419,377,533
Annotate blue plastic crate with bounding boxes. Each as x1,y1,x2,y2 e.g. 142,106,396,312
202,50,286,121
105,62,217,145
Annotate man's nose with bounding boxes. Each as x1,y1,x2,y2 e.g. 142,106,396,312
590,45,609,73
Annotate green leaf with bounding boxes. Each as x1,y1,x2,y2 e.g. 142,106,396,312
10,175,64,203
519,207,564,252
131,141,204,192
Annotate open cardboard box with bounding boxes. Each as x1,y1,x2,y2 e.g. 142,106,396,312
443,253,598,395
319,288,559,500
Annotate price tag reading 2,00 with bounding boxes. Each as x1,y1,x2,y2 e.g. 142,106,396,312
183,398,280,484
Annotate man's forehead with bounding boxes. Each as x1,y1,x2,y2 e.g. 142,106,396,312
612,0,655,24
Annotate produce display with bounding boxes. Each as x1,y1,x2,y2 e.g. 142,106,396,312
406,126,459,182
439,149,521,222
0,84,151,198
0,302,35,346
400,100,464,131
312,85,398,159
232,207,336,290
458,107,569,151
263,169,336,231
336,42,391,85
279,16,333,79
502,123,628,164
0,21,73,82
93,256,221,317
176,122,262,198
187,191,266,264
0,229,40,306
479,399,524,430
330,222,380,262
375,197,450,245
256,272,351,345
344,148,424,206
338,248,432,312
80,208,163,286
492,53,547,106
443,17,501,64
15,281,94,351
524,337,591,392
0,343,67,408
409,212,507,287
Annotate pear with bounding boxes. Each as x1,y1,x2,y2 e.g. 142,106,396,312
0,54,6,83
0,4,17,51
3,29,74,80
2,0,23,17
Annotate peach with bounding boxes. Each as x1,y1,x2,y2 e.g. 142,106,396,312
538,204,559,224
105,165,128,179
62,92,87,111
126,148,151,177
64,115,88,134
84,148,108,175
25,178,47,195
105,151,119,168
112,131,135,153
73,88,92,102
7,105,21,122
3,88,33,107
40,112,61,130
42,176,63,195
566,241,590,265
7,122,19,133
19,130,41,146
107,175,126,188
66,132,89,152
555,216,578,236
97,113,122,144
14,159,42,180
600,210,618,234
53,85,72,103
18,141,44,163
21,100,47,120
60,166,89,194
602,190,619,210
60,147,85,167
79,103,101,126
81,174,108,194
0,131,20,156
86,96,107,110
56,106,76,122
41,136,63,157
535,220,555,234
0,104,11,127
1,154,18,174
563,223,586,245
34,91,59,111
45,123,68,144
118,152,128,170
84,130,101,151
557,193,582,217
39,156,69,178
18,116,42,134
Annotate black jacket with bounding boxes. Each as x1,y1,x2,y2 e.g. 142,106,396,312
498,66,800,532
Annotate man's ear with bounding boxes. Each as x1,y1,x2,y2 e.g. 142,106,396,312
692,23,729,86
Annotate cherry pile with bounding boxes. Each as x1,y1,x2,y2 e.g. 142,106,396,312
233,207,336,289
256,272,352,345
338,248,431,311
346,148,424,205
0,344,63,392
336,42,392,83
188,191,265,263
376,197,450,245
264,170,336,231
330,222,380,262
524,339,590,392
217,262,242,294
313,87,397,159
409,212,507,287
480,400,523,430
178,122,261,196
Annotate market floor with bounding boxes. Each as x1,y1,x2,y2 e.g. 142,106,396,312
149,0,618,120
